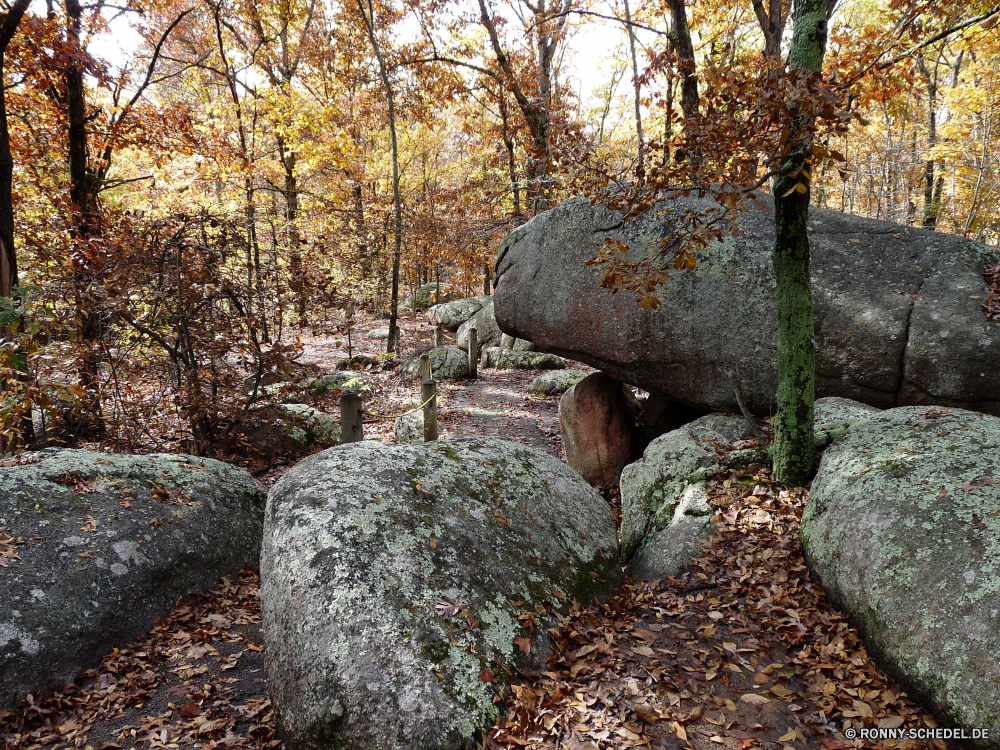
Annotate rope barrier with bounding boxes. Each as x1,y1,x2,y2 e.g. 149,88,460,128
361,393,435,420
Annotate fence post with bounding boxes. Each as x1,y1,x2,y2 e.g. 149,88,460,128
421,379,438,442
419,353,432,382
340,393,363,443
468,327,478,380
434,325,444,348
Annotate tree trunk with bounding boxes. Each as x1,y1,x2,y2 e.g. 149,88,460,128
0,0,33,454
65,0,105,436
771,0,829,484
666,0,698,127
278,134,307,326
623,0,644,175
356,0,402,353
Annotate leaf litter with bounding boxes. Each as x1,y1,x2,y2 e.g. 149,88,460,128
0,567,278,750
487,466,962,750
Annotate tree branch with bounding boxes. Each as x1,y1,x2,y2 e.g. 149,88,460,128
877,6,1000,70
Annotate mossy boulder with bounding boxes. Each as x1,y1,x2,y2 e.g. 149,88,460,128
262,437,622,750
307,372,370,396
0,450,266,708
620,415,753,578
527,369,589,396
429,296,490,331
802,406,1000,745
481,348,564,370
401,347,469,380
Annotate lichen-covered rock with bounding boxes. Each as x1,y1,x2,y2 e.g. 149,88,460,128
367,327,391,340
429,296,490,331
813,396,881,433
802,406,1000,744
494,194,1000,416
392,407,440,444
307,372,370,396
457,300,501,352
481,348,564,370
620,415,752,578
262,437,622,750
401,282,455,312
0,450,266,708
527,370,588,396
499,333,535,351
277,404,341,446
402,347,469,380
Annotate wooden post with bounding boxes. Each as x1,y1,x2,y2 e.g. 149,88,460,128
419,353,432,382
341,392,363,443
434,325,443,348
468,327,478,380
421,378,438,442
483,264,491,295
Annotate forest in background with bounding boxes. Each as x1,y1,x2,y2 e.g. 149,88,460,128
0,0,997,459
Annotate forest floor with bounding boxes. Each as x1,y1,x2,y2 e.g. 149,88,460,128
0,311,963,750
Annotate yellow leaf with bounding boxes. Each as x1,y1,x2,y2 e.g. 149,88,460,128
795,182,809,194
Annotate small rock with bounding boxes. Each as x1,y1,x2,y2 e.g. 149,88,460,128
306,372,369,395
481,348,564,370
401,346,469,380
527,370,588,396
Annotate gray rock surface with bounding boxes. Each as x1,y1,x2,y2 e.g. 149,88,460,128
262,437,622,750
429,296,491,331
494,194,1000,416
401,347,469,380
620,415,753,578
401,282,454,311
307,372,370,396
499,333,535,351
0,450,266,708
481,348,564,370
457,300,501,352
527,370,589,396
813,396,881,434
277,404,341,447
802,406,1000,745
367,327,391,340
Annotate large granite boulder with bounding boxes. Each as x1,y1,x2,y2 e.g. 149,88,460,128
802,406,1000,744
0,450,266,708
527,369,589,396
429,296,491,331
622,397,880,580
481,348,564,370
559,373,640,486
457,300,501,352
494,194,1000,416
498,333,534,351
262,437,622,750
401,346,469,380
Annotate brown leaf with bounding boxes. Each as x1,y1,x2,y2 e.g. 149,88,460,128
479,667,497,683
632,703,660,723
514,637,532,655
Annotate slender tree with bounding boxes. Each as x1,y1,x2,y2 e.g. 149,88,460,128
770,0,832,483
355,0,403,353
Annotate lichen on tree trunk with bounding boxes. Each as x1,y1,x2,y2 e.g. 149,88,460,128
771,0,829,484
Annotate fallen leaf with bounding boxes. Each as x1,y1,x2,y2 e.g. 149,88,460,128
479,667,497,683
514,637,532,655
740,693,771,705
